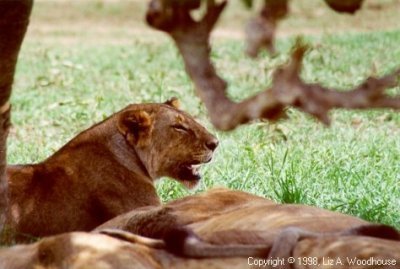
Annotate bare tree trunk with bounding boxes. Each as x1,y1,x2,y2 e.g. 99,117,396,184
0,0,33,233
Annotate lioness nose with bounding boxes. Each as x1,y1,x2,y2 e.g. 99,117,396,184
205,138,219,151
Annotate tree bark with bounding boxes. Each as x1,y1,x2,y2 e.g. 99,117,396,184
0,0,33,233
324,0,364,14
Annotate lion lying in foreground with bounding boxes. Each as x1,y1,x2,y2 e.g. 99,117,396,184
1,188,399,269
3,99,218,242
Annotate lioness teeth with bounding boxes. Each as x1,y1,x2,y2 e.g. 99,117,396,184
191,164,202,169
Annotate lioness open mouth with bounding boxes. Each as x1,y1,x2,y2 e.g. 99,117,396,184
179,162,202,181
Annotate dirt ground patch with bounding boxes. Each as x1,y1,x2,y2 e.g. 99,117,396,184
26,0,400,45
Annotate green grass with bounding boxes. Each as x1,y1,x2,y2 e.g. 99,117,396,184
9,2,400,231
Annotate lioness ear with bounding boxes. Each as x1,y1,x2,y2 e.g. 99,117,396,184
164,97,180,109
117,110,153,146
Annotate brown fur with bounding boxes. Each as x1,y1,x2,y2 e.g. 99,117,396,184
0,232,250,269
1,188,399,269
95,188,400,266
2,100,218,242
95,188,370,242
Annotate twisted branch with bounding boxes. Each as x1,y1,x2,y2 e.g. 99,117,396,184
146,0,400,130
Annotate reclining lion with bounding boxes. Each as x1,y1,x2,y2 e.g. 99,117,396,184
95,188,399,254
2,99,218,242
0,188,399,269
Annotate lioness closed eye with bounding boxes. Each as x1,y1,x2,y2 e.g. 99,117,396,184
2,98,218,243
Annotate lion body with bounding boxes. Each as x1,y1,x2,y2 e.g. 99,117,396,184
0,188,399,269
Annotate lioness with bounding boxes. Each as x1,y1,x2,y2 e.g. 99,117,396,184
0,188,399,269
3,99,218,242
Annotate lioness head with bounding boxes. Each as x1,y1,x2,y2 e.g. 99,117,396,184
117,98,218,188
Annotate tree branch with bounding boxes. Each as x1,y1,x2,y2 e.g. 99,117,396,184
245,0,289,57
146,0,400,131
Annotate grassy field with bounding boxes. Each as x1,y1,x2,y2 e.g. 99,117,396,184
9,0,400,229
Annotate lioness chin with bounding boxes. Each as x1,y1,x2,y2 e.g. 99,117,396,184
2,98,218,243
